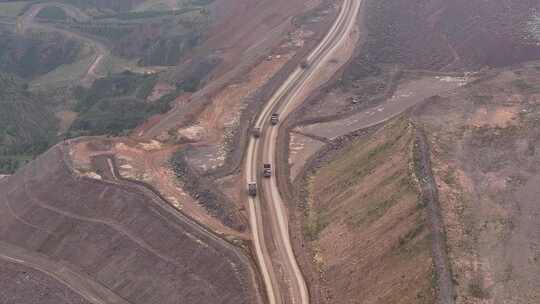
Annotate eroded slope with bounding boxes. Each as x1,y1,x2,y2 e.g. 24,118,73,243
414,64,540,303
299,118,435,304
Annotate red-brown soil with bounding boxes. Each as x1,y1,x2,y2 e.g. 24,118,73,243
295,118,435,304
207,0,319,73
414,63,540,303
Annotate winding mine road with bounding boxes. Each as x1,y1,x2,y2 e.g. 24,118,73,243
244,0,361,303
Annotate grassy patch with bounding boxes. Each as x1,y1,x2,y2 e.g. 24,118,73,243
511,79,540,93
95,7,200,20
471,95,492,105
316,118,410,203
0,1,28,18
469,278,490,299
30,55,94,90
397,219,427,250
303,209,328,241
348,191,399,227
348,172,416,228
0,73,58,173
442,170,456,186
68,72,176,137
36,6,67,20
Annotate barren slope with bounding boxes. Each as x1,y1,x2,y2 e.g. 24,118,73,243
0,260,92,304
350,0,540,75
414,64,540,303
0,144,262,304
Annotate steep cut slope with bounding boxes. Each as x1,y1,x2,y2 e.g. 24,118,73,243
300,118,435,304
348,0,540,78
414,64,540,303
0,144,262,304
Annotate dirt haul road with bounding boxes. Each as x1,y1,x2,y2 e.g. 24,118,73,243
245,0,361,303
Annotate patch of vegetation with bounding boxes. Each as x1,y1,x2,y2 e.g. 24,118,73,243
0,30,81,79
397,219,427,250
471,95,492,105
73,72,150,112
95,7,200,20
136,75,160,99
352,194,398,226
57,0,144,13
36,6,67,20
303,209,328,241
319,118,410,198
187,0,214,5
70,23,134,40
0,1,29,18
68,72,175,137
469,279,490,299
74,17,206,67
0,73,58,174
470,125,521,149
349,173,416,227
442,170,456,186
511,79,540,93
172,56,217,90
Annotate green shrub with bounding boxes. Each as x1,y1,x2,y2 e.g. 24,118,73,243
70,72,176,137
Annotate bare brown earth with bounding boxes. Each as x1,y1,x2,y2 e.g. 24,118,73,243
348,0,540,76
295,118,435,304
413,63,540,303
0,259,92,304
207,0,320,74
0,144,262,304
69,137,246,237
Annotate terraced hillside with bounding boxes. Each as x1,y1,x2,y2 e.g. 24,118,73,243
0,144,262,304
0,260,92,304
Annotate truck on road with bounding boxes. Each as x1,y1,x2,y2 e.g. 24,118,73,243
252,127,261,138
270,114,279,125
263,164,272,178
248,183,257,196
300,59,310,69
